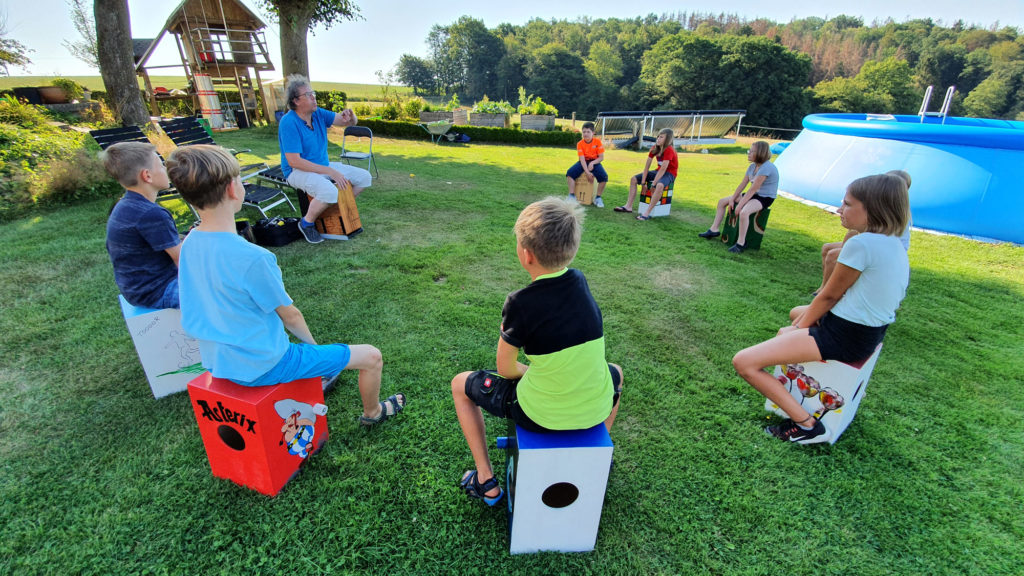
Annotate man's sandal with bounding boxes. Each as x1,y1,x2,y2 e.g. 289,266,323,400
613,206,632,213
636,214,651,221
459,470,504,506
359,393,406,426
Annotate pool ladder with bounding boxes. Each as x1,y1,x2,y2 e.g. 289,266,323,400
918,85,956,124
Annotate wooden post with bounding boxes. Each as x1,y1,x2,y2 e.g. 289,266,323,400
254,69,273,124
140,69,159,117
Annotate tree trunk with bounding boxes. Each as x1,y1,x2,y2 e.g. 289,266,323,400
278,2,314,78
94,0,148,126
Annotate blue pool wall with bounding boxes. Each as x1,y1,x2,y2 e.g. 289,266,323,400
774,113,1024,244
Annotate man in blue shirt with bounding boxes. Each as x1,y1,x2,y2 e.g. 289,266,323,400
278,74,372,244
102,142,181,309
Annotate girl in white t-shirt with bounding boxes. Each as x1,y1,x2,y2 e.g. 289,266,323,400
732,173,911,444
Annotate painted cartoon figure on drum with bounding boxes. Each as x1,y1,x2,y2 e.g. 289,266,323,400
275,399,328,458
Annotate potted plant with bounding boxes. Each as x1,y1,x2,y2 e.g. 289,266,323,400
517,88,558,131
38,78,85,104
470,95,513,128
419,94,468,124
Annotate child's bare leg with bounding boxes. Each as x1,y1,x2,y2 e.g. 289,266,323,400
736,200,763,246
733,330,821,423
709,196,732,232
604,364,623,431
641,183,665,218
450,372,500,496
596,181,607,197
819,245,842,291
345,344,384,418
789,304,810,323
622,176,639,210
566,176,576,197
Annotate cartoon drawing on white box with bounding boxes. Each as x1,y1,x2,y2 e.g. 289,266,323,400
166,329,200,367
275,399,328,458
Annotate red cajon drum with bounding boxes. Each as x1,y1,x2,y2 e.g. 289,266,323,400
296,183,362,240
188,373,328,496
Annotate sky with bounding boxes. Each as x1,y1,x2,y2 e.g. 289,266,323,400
4,0,1023,84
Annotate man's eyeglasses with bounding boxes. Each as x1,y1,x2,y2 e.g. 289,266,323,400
299,90,316,99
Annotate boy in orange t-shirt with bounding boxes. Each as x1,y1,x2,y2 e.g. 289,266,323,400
565,122,608,208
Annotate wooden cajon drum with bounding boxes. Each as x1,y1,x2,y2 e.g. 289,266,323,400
765,344,883,444
639,181,673,217
118,295,202,398
296,183,362,240
573,175,597,205
721,206,771,249
497,422,613,554
188,373,328,496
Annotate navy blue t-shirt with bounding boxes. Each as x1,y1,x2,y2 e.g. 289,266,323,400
106,191,179,308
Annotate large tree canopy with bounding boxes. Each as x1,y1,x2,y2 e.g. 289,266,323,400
256,0,360,78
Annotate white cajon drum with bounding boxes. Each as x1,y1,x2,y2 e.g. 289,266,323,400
498,422,613,554
119,295,203,398
766,344,883,444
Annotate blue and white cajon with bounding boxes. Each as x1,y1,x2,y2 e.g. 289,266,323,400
118,295,203,398
766,344,883,444
497,422,613,554
639,181,673,217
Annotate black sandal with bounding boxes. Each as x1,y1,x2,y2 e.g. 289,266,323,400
459,470,504,506
359,393,406,426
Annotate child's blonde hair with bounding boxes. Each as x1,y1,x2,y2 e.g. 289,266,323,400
847,173,910,236
651,128,674,156
513,196,584,269
165,145,240,209
99,141,158,187
749,140,772,164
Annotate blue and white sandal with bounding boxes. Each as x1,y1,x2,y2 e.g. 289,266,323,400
459,470,504,506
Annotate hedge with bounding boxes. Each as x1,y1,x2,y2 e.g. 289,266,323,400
359,118,579,147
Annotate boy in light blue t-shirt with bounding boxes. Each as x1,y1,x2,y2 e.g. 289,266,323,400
166,145,405,425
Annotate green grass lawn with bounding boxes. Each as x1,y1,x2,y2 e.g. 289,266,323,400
1,132,1021,574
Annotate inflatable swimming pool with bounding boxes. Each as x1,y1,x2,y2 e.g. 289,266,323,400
774,113,1024,244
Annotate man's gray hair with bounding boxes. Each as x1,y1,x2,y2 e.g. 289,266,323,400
285,74,311,110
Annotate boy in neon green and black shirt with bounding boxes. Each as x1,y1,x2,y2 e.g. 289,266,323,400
450,196,623,506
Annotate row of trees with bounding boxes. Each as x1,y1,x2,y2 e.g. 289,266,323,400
394,13,1024,127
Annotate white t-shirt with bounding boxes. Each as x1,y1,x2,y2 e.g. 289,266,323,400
831,232,909,327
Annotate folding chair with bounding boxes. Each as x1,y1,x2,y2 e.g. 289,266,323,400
339,125,378,178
